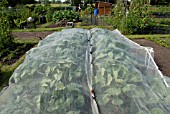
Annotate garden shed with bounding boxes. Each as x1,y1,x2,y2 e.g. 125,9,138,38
95,1,112,15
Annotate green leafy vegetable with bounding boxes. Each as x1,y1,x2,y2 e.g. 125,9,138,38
1,28,170,114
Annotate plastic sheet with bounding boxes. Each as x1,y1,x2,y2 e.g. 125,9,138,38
0,28,170,114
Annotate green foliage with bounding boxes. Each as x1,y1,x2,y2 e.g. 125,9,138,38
33,5,48,16
0,7,14,28
84,0,93,4
0,54,26,91
80,5,93,25
33,5,55,23
46,13,53,23
82,5,93,17
2,51,18,62
146,36,170,48
127,34,170,48
0,62,2,73
55,0,62,4
0,0,9,7
153,18,170,25
53,10,80,22
6,0,35,7
0,2,33,29
46,6,55,23
13,4,32,28
112,0,154,34
82,0,93,9
104,15,114,25
51,0,55,4
13,27,64,32
112,0,125,29
148,6,170,13
0,39,37,91
44,0,50,5
71,0,81,6
0,6,17,64
0,9,14,52
125,1,152,34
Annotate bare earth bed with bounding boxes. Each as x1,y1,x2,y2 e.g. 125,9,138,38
12,32,170,77
12,31,54,39
132,39,170,77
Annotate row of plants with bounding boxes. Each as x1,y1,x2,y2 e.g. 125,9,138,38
111,0,154,34
52,10,80,22
148,5,170,13
0,54,26,91
1,4,80,29
78,0,157,34
153,18,170,25
127,34,170,48
102,0,170,34
0,7,14,60
33,4,80,23
1,5,36,29
146,36,170,48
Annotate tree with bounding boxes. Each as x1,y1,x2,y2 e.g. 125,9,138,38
6,0,35,7
52,0,56,3
45,0,50,4
84,0,93,4
80,0,94,10
0,6,14,55
71,0,81,6
56,0,62,4
0,0,9,7
111,0,152,34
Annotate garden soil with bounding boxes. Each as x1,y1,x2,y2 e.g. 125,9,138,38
12,32,54,39
12,32,170,77
132,39,170,77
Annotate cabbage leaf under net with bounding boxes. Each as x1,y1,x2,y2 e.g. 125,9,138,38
0,28,170,114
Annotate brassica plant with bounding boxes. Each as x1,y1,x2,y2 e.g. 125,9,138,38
0,28,170,114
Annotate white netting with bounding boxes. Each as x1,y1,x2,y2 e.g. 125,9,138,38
0,28,170,114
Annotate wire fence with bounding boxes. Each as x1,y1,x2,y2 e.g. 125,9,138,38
81,15,109,26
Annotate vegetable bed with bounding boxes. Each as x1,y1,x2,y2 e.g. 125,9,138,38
0,28,170,114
